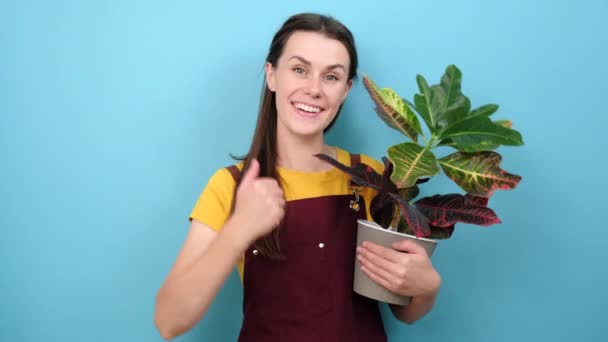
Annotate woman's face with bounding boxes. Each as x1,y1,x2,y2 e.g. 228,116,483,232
266,31,352,140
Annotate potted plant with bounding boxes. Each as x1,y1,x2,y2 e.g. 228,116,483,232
316,65,524,305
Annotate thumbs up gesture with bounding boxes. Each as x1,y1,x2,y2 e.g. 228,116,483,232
231,159,286,242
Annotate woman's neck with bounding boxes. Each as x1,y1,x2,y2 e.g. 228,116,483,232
276,133,336,172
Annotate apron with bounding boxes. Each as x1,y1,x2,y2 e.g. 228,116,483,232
226,154,387,342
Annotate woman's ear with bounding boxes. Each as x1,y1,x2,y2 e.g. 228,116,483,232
265,62,276,92
341,79,353,103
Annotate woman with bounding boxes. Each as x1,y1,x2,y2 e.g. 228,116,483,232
154,13,441,341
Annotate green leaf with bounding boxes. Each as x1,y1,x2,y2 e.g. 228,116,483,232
440,136,502,152
439,118,516,151
414,75,435,133
387,142,440,188
414,65,471,133
362,76,422,142
469,104,499,118
438,115,524,152
435,65,471,130
438,151,522,197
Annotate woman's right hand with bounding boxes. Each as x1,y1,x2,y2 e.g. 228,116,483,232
230,158,285,243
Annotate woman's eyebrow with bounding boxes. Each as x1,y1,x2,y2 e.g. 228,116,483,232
288,55,346,72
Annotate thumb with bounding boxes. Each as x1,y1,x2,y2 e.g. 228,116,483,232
240,158,260,186
392,239,428,256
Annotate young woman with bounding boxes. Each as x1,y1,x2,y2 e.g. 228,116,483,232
154,13,441,341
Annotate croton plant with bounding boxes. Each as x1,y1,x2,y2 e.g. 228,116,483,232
316,65,524,239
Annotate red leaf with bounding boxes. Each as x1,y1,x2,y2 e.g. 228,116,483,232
465,194,489,207
430,223,455,239
415,194,501,227
389,193,430,237
315,153,382,190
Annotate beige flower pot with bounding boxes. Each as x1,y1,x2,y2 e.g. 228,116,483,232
354,219,438,305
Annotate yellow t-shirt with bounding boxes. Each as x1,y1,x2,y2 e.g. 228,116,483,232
189,146,384,280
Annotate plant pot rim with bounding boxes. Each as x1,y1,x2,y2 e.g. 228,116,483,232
357,219,439,244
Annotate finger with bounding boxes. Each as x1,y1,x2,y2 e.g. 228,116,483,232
272,205,284,217
361,241,403,264
276,197,286,208
240,158,260,186
359,257,398,292
358,245,403,277
270,197,286,210
392,239,428,256
256,179,282,194
270,187,285,199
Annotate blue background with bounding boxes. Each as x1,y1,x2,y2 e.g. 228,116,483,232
2,0,607,341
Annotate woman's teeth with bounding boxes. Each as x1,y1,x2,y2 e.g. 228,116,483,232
294,102,322,113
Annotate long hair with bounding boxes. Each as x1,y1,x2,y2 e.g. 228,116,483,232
232,13,358,259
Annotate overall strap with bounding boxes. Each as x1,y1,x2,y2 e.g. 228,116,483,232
350,153,361,167
226,165,241,184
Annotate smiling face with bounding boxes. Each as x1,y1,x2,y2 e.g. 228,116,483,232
265,31,353,140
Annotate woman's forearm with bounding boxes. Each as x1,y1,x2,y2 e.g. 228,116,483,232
154,218,250,340
389,290,438,325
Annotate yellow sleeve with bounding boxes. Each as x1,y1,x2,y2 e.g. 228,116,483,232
359,154,386,222
189,168,237,231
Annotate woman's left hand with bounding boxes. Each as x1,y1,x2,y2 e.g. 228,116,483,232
356,239,440,298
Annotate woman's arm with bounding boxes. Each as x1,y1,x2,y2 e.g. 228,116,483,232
389,290,439,324
154,218,250,340
154,159,285,340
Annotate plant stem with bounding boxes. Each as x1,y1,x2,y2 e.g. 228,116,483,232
420,134,429,146
428,135,442,149
389,205,402,232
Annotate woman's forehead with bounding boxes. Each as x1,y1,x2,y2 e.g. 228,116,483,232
280,31,350,69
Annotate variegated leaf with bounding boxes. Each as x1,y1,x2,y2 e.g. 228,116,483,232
429,224,455,239
438,152,522,197
465,194,489,207
415,194,500,227
397,217,455,239
370,157,397,228
389,193,430,238
314,154,382,190
387,142,440,188
363,76,422,142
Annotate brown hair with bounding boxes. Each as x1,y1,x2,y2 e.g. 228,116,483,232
232,13,358,259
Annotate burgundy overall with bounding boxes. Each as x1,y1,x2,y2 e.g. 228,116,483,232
226,154,387,342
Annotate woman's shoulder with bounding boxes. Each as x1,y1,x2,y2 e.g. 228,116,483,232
206,161,245,188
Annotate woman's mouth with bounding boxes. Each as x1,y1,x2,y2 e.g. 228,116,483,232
292,102,325,117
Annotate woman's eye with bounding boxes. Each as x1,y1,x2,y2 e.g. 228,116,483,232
293,67,306,75
325,74,339,81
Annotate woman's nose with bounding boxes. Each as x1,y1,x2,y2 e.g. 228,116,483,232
305,75,322,97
